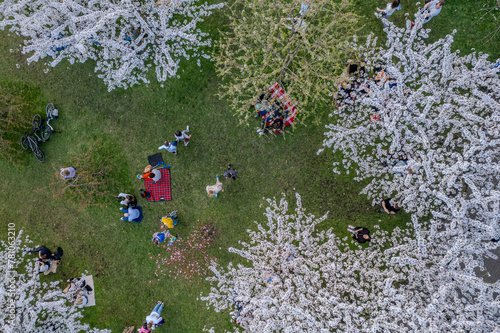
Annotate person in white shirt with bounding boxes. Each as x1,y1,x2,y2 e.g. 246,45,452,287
376,0,401,19
60,166,76,179
145,301,164,329
422,0,445,24
174,125,191,146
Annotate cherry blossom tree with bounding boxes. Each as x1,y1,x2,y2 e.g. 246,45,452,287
214,0,360,124
320,12,500,219
0,0,224,91
0,231,110,332
201,193,500,332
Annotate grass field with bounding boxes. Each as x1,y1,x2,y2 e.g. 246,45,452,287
0,0,498,331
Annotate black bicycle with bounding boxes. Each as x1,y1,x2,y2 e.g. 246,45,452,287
20,103,59,163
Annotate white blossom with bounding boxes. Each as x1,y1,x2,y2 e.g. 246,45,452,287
0,231,110,333
201,193,500,332
321,13,500,223
0,0,224,91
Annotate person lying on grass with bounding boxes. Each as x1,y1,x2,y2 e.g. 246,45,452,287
347,225,371,243
206,175,223,198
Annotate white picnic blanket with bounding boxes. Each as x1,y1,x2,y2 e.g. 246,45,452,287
83,275,96,307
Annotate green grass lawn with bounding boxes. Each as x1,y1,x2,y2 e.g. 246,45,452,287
0,0,497,331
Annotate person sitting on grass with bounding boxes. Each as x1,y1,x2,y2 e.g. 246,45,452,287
224,164,237,180
347,225,371,243
206,175,223,198
35,259,50,274
146,169,161,183
379,198,401,214
60,167,76,179
115,193,137,208
120,206,140,221
167,233,178,246
74,291,88,307
138,165,153,179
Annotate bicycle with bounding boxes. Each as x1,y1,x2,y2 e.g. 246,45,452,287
20,103,59,163
20,132,45,163
45,102,59,134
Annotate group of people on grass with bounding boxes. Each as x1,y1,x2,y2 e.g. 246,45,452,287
151,210,179,246
115,126,241,330
376,0,445,26
26,246,64,275
347,198,402,244
63,277,93,308
158,126,191,155
116,192,142,222
206,164,237,198
126,301,165,333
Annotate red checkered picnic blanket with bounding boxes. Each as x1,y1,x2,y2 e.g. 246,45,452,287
268,82,298,128
144,168,171,202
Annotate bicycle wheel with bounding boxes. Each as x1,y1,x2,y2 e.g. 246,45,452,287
40,125,52,142
34,147,45,163
46,103,55,118
27,136,38,152
20,136,29,150
32,114,42,130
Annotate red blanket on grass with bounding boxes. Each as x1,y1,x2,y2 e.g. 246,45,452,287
144,168,171,202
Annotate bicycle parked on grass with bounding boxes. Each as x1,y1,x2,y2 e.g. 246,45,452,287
20,103,59,163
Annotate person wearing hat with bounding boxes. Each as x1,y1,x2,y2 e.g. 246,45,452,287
138,165,153,179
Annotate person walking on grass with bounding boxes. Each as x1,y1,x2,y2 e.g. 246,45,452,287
158,140,178,155
145,301,165,329
375,0,401,20
347,225,371,243
422,0,445,23
224,164,237,180
206,175,223,198
174,125,191,146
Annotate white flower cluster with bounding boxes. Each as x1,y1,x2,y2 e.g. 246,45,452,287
0,231,110,333
201,193,500,332
0,0,224,91
321,13,499,222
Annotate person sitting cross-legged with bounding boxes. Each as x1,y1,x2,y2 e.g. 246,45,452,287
121,206,141,222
